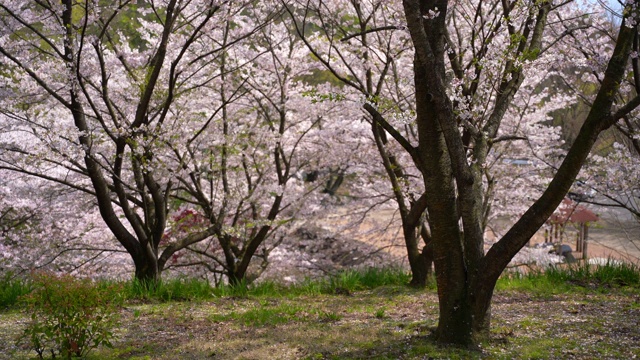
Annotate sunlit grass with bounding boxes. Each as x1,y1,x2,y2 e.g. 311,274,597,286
497,259,640,295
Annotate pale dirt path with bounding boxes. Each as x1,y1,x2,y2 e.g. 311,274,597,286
338,207,640,266
586,217,640,262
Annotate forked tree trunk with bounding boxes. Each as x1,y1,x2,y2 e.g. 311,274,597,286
399,0,640,347
414,70,480,345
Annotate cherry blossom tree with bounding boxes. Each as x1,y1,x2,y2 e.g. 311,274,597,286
561,6,640,222
0,171,129,278
156,5,362,284
284,0,640,345
282,0,439,286
0,0,366,285
0,0,274,282
402,0,639,345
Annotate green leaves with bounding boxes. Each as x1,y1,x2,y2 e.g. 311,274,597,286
301,88,346,104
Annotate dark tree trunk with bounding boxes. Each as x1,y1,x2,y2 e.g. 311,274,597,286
227,271,242,286
131,244,161,284
412,52,476,344
133,258,160,284
402,223,429,287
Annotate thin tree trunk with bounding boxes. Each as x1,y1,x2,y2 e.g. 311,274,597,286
405,226,429,287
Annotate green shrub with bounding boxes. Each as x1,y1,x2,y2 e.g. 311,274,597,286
18,272,123,359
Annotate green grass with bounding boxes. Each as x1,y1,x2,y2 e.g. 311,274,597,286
3,263,640,359
497,260,640,295
122,277,214,301
3,262,639,309
210,303,309,326
0,273,32,309
325,267,412,291
496,269,573,296
374,307,386,319
564,260,640,287
209,267,412,299
316,310,343,322
2,262,639,310
0,267,413,309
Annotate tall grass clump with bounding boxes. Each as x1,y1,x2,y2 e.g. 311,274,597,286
211,267,412,298
551,260,640,287
212,279,251,298
213,278,315,298
497,260,640,294
324,267,412,293
124,277,214,301
0,273,32,309
102,267,414,303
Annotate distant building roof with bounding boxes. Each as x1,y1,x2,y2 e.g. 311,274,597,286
549,198,599,224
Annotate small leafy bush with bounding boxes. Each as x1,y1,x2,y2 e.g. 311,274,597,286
18,272,123,359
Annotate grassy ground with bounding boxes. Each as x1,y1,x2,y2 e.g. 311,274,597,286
1,266,639,359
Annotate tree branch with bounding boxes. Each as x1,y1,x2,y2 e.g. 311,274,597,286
341,25,404,42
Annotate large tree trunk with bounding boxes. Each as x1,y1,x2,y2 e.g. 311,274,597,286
412,51,476,344
435,9,636,346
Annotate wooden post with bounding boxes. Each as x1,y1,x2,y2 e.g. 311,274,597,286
583,223,589,260
544,227,549,243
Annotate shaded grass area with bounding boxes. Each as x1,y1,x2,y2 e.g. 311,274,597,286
1,264,640,359
0,267,412,308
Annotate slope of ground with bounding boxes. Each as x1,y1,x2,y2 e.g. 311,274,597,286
2,286,639,359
